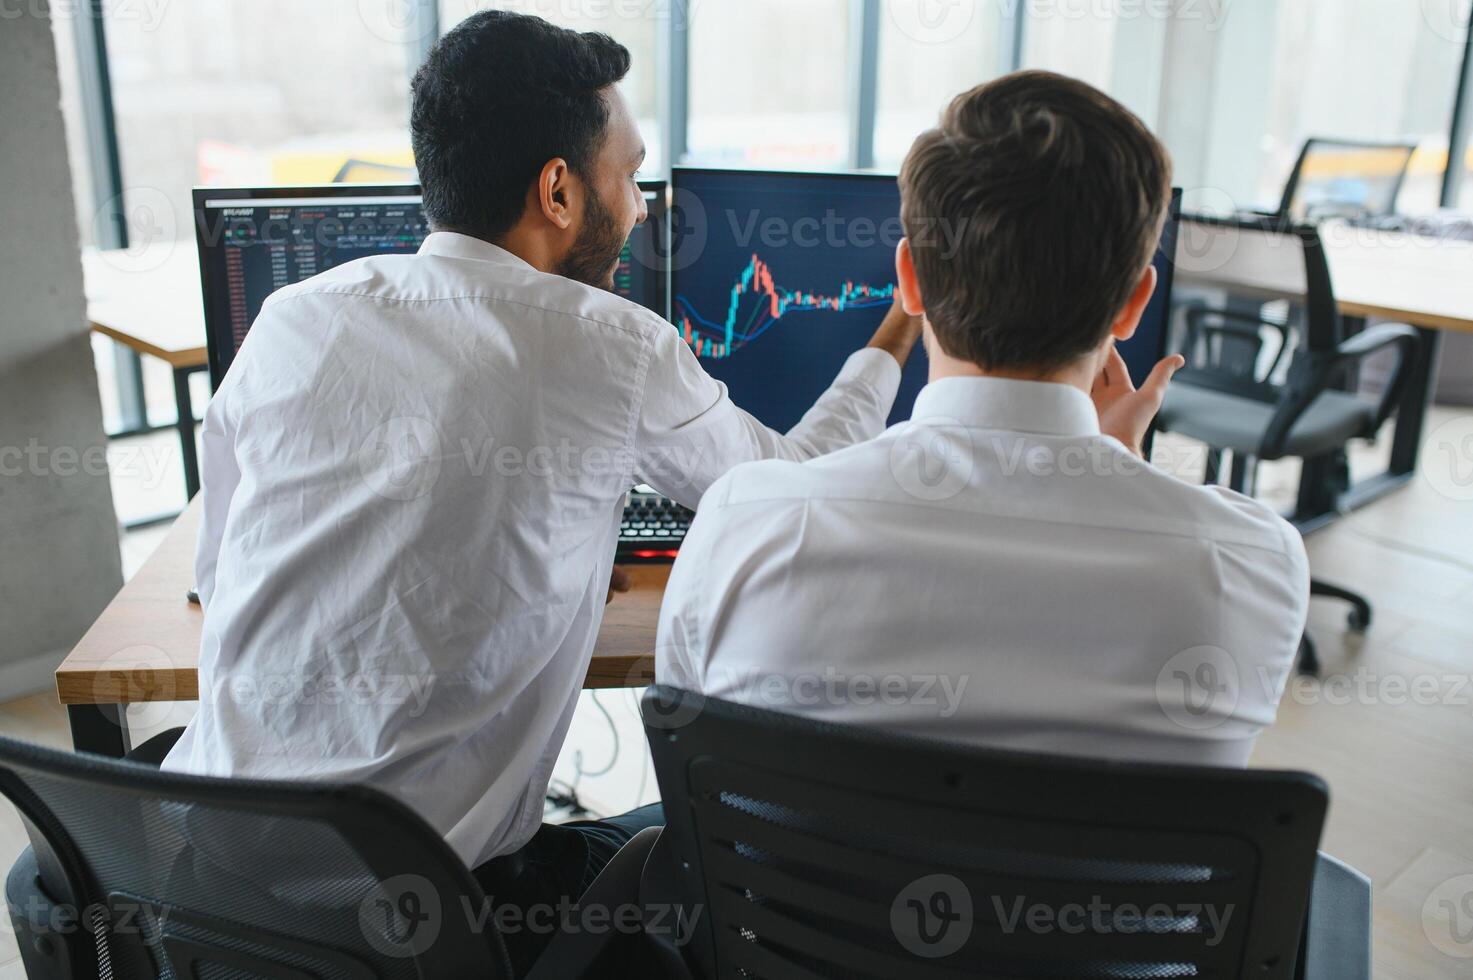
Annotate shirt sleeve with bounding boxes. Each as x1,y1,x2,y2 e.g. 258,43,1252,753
633,322,901,509
194,380,242,609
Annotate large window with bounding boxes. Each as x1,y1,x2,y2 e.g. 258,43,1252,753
97,1,416,246
875,0,1001,168
1164,0,1470,214
686,0,852,167
439,1,663,173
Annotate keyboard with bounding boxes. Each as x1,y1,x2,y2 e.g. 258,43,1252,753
617,490,693,561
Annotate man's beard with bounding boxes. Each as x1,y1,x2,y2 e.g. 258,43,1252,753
556,185,626,290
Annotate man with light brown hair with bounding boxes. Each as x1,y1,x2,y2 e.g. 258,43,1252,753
657,71,1309,765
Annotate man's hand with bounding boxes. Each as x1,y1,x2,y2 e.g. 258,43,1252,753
1091,346,1185,458
606,565,632,605
865,297,925,368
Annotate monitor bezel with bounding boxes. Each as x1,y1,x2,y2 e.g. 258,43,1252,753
193,183,423,389
194,180,670,388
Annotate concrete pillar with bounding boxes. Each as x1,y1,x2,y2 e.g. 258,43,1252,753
0,2,123,695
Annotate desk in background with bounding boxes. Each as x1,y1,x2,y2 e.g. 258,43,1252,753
57,498,662,757
84,244,210,503
1175,219,1473,527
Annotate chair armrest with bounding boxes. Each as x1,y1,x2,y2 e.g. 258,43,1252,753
524,826,662,980
1259,323,1420,458
1297,853,1372,980
1331,323,1420,431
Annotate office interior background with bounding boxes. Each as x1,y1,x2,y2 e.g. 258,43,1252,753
2,0,1472,977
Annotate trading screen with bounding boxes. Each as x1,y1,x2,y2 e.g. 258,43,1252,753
670,169,928,433
195,182,668,386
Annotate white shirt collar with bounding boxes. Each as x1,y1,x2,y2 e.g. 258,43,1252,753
909,376,1101,437
417,230,536,270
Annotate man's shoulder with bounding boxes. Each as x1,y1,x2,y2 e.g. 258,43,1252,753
261,252,670,338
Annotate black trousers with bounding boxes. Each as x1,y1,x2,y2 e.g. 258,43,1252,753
472,803,667,976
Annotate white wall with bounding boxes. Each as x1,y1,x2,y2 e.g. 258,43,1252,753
0,3,123,695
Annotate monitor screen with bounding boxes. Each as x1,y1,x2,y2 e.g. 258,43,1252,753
194,181,669,387
670,168,927,432
671,169,1177,433
1123,186,1181,389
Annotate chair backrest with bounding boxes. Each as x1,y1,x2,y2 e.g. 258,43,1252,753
643,685,1327,980
1278,138,1417,222
0,735,510,979
1179,304,1292,386
1176,213,1342,355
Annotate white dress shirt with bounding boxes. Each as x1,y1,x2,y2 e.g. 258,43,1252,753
162,231,900,867
657,376,1310,767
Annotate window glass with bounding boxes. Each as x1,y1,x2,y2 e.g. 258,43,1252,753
686,0,851,167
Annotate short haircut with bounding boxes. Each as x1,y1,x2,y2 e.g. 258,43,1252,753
899,70,1173,371
411,11,631,240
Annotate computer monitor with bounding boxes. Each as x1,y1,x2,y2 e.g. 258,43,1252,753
194,180,669,387
670,169,1178,433
671,168,926,432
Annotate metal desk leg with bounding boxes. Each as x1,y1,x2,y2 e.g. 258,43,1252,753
67,704,132,757
1388,326,1443,477
173,365,203,500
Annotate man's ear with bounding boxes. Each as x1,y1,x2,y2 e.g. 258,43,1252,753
534,158,575,231
1110,264,1158,341
896,238,925,317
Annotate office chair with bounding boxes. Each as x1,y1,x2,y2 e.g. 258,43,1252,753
1159,216,1419,674
1276,137,1418,223
0,733,655,979
638,686,1369,980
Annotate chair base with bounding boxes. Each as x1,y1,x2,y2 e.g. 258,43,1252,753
1299,579,1372,676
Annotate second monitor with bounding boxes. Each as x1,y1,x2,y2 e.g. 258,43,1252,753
670,168,1179,436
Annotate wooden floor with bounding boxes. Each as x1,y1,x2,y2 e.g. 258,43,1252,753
0,408,1469,976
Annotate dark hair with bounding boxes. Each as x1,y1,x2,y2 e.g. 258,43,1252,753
899,70,1172,371
411,11,631,240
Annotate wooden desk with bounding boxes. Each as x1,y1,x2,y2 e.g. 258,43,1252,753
1175,219,1473,526
84,245,211,499
57,499,662,756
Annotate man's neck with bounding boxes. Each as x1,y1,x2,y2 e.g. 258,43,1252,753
925,330,1102,395
435,224,558,275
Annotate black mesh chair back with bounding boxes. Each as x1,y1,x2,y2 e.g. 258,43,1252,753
0,734,510,979
1277,138,1417,222
1178,302,1293,401
642,686,1328,980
